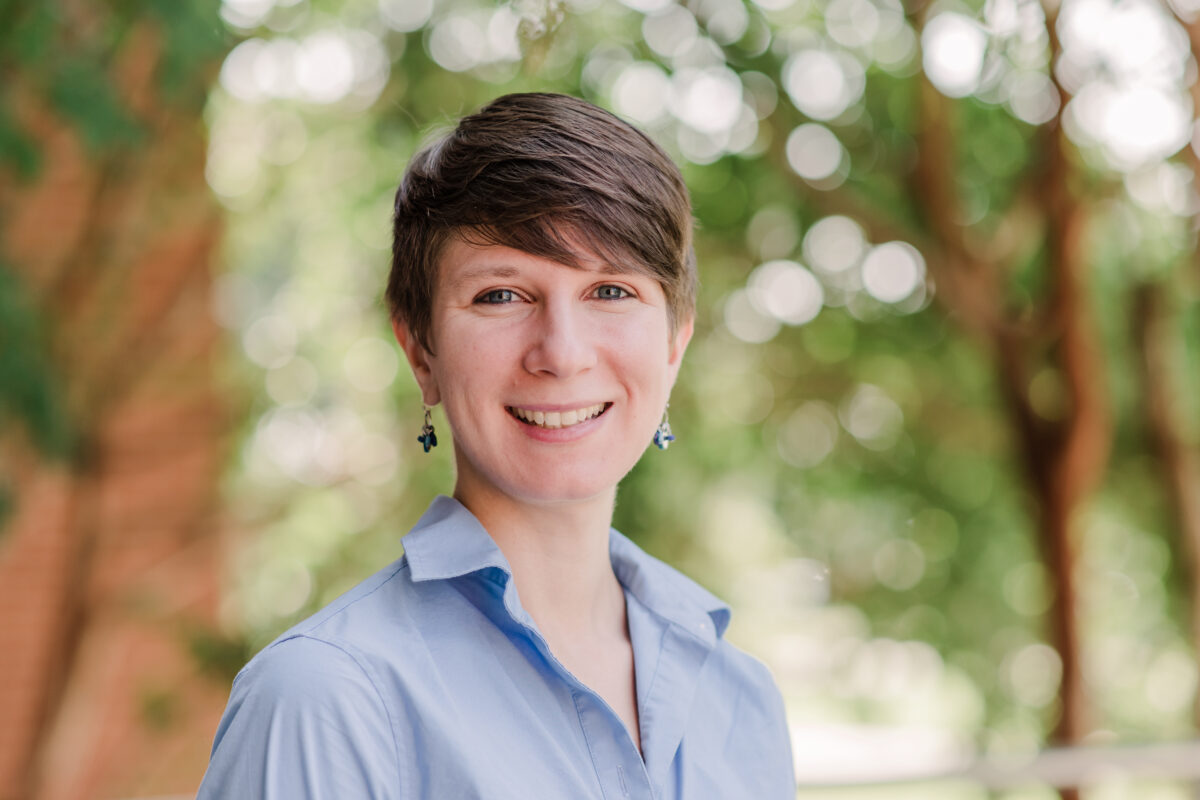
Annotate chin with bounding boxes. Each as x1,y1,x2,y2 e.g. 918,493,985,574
499,470,621,508
461,455,629,509
451,430,650,509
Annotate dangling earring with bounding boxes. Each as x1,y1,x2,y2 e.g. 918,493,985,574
653,403,675,450
417,405,438,452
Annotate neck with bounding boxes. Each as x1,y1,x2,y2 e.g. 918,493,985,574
452,478,626,642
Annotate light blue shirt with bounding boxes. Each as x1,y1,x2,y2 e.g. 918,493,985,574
198,496,795,799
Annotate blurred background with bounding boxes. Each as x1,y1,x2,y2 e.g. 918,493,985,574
2,0,1200,798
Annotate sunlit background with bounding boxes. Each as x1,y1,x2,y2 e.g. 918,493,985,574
3,0,1200,797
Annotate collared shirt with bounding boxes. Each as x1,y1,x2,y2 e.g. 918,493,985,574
198,496,795,799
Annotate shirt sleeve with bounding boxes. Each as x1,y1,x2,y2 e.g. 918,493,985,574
724,653,796,798
756,662,796,796
197,634,400,800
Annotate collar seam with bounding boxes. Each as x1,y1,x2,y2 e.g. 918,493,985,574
411,565,510,587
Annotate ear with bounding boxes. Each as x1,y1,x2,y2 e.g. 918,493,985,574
665,314,694,389
391,318,441,406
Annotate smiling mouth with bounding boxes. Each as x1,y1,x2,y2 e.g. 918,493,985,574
506,403,611,429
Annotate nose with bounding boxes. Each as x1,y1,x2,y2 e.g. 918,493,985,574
522,299,598,378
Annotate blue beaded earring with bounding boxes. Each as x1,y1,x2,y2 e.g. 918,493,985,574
653,403,675,450
417,405,437,453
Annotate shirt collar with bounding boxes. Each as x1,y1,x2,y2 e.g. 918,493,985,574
401,495,732,644
609,530,731,643
401,495,513,583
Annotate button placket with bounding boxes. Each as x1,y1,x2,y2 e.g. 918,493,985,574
510,612,653,799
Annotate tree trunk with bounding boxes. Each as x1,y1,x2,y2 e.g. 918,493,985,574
0,17,230,800
1132,284,1200,728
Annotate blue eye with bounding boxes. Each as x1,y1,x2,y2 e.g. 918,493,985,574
595,285,630,300
477,289,515,304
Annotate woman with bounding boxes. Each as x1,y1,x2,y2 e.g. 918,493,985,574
199,93,794,799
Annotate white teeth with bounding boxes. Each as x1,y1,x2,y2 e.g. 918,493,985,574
510,404,606,429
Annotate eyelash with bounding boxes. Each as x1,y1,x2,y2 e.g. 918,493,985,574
473,285,632,304
477,289,516,304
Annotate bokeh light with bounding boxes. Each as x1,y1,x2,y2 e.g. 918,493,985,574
670,66,743,133
379,0,434,32
724,289,781,343
702,0,750,44
1066,83,1191,170
840,383,904,449
861,242,926,304
221,0,276,29
783,49,866,121
803,215,866,274
747,205,800,261
218,30,388,105
825,0,880,49
786,123,845,182
618,0,674,13
748,259,825,325
922,13,988,99
1055,0,1192,170
429,16,487,72
611,62,672,124
642,5,698,58
778,401,840,467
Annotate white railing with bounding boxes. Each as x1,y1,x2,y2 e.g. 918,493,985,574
797,740,1200,791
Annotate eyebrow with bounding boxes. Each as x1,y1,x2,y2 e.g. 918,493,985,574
450,261,630,289
450,265,522,288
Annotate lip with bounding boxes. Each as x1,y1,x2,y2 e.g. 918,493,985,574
506,402,612,443
505,401,610,412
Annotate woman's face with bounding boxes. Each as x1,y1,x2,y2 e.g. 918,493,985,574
395,237,692,509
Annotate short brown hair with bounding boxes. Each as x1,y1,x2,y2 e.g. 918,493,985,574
387,92,696,353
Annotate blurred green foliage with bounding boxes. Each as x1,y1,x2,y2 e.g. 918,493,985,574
199,1,1200,766
0,2,227,162
0,262,73,460
138,684,181,732
0,0,229,462
48,57,145,152
186,623,256,684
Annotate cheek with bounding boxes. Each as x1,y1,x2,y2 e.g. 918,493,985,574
433,322,517,401
602,320,674,396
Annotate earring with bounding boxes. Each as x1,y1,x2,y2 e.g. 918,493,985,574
653,403,675,450
417,405,438,452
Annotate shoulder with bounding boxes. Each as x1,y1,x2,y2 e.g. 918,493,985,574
281,555,416,643
200,636,401,799
198,556,429,800
699,641,795,793
709,639,787,712
235,633,388,708
220,554,423,725
227,633,397,739
691,642,795,796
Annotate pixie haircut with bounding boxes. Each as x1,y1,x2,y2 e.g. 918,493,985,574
387,92,696,353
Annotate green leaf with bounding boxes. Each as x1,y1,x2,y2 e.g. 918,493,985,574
145,0,230,100
48,58,142,153
0,97,40,178
0,2,58,68
0,263,74,459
